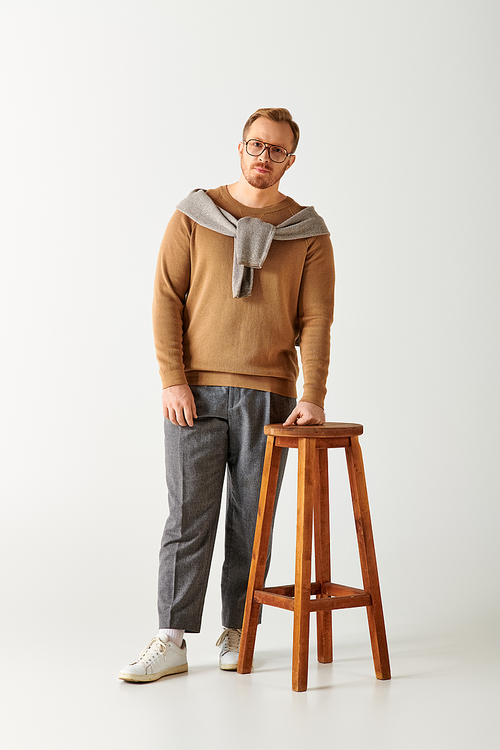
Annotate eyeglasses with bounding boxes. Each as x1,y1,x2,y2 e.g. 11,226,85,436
243,139,292,163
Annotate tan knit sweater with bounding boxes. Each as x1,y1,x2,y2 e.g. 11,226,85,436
152,185,335,407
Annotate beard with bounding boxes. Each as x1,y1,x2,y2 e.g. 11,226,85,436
241,158,288,191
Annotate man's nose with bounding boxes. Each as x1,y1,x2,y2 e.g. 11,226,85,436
258,145,271,161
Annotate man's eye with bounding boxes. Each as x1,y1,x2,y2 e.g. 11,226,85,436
272,147,284,155
251,140,263,148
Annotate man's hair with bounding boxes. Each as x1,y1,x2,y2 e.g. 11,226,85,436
242,108,300,154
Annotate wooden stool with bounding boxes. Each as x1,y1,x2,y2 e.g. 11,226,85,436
237,422,391,692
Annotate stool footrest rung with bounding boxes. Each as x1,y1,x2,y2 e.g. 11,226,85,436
253,582,372,612
253,590,295,611
311,593,372,611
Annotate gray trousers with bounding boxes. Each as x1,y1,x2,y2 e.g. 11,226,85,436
158,385,296,632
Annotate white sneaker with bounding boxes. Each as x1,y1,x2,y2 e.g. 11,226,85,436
119,636,188,682
216,628,242,671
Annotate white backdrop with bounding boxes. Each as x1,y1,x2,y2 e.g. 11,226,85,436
1,0,499,729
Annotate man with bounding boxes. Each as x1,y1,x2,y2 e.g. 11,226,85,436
119,108,334,682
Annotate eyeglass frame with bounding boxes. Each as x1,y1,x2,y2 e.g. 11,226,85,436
242,139,294,163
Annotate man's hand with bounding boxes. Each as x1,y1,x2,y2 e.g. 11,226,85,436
162,384,198,427
283,401,325,427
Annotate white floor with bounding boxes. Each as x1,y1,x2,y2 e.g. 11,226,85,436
2,612,498,750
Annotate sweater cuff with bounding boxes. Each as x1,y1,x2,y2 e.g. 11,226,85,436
300,386,326,409
160,369,188,389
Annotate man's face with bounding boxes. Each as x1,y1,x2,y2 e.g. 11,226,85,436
238,117,296,191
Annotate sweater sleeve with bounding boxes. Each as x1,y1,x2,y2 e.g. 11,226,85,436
152,210,192,388
297,234,335,407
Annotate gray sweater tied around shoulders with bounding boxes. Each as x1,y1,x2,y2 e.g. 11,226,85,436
176,189,330,298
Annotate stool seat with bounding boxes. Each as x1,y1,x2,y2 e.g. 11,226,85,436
264,422,363,438
237,421,391,692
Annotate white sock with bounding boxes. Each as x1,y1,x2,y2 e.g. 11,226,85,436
158,628,185,648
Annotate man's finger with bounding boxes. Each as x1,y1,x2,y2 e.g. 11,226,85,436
283,409,299,426
296,415,312,425
176,408,187,427
167,409,179,426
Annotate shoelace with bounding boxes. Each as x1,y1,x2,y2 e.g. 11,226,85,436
135,637,166,666
215,628,242,655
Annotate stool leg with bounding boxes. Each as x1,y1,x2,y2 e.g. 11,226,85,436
238,436,282,674
292,437,316,692
314,448,333,663
345,436,391,680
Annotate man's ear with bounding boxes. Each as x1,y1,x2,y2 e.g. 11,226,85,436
285,154,296,171
238,142,244,157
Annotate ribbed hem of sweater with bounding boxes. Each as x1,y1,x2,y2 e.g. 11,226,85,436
185,370,297,399
159,370,326,406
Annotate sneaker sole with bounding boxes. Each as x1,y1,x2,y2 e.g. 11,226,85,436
219,661,238,671
118,663,188,682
